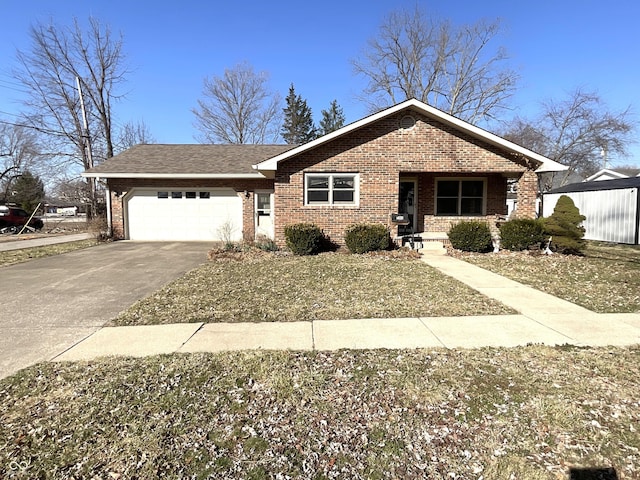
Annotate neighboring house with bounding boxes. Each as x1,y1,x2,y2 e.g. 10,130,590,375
542,177,640,245
83,99,567,246
585,167,640,182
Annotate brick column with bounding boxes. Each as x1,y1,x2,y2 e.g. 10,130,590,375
515,170,538,218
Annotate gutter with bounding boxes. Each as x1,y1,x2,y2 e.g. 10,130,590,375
81,172,268,179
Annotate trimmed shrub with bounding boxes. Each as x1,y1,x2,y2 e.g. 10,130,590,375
542,195,586,255
284,223,324,255
344,223,390,254
499,218,546,251
254,235,279,252
447,220,493,253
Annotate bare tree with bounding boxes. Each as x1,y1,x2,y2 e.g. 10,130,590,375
116,119,155,153
0,122,43,202
193,62,282,144
502,89,636,187
352,7,518,123
13,17,127,215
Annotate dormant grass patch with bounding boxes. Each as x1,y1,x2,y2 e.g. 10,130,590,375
113,253,514,326
1,346,638,478
0,239,99,267
456,242,640,313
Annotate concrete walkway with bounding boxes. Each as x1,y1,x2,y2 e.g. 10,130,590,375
53,250,640,363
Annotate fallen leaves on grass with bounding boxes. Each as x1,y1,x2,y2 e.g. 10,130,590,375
112,253,513,325
0,239,99,267
1,346,639,478
454,243,640,313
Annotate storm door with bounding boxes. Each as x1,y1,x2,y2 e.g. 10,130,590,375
398,178,417,235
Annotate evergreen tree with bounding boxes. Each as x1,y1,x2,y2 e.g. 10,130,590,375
281,84,316,144
318,99,346,136
542,195,586,255
9,170,45,213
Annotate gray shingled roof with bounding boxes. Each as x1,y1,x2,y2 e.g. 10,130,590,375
613,168,640,177
548,176,640,194
84,144,295,177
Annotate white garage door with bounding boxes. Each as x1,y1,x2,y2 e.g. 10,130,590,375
125,188,243,241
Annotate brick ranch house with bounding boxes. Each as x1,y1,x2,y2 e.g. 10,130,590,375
83,99,567,246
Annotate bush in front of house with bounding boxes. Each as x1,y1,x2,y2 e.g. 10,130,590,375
447,220,493,253
344,223,390,254
284,223,324,255
542,195,586,255
499,218,546,251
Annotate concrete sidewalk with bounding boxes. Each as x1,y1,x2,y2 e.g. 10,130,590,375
0,232,93,251
53,251,640,363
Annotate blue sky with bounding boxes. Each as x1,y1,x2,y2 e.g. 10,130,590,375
0,0,639,166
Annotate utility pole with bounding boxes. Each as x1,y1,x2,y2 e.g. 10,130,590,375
76,76,96,219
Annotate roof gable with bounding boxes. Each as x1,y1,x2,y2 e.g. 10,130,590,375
253,99,568,174
585,168,640,182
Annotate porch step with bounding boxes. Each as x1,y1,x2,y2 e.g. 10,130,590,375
419,241,446,255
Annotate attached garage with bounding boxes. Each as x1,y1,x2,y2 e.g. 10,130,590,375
125,188,243,241
82,144,293,242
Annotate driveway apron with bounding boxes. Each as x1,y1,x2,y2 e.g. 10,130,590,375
0,241,211,379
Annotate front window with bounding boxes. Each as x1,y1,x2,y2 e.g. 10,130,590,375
436,179,485,215
305,173,358,206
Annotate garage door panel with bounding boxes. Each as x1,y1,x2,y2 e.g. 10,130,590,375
126,189,243,241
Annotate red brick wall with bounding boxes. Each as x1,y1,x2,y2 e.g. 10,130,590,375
273,111,531,246
514,169,539,218
107,178,274,241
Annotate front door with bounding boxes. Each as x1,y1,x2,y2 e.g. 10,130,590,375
255,191,274,239
398,179,417,235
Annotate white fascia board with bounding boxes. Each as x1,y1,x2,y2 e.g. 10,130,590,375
253,98,569,174
81,172,267,179
584,169,626,182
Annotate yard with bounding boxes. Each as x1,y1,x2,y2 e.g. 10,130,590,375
1,244,640,478
458,242,640,313
0,239,98,267
112,252,514,326
1,346,638,479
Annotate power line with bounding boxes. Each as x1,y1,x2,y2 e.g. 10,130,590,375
0,117,69,138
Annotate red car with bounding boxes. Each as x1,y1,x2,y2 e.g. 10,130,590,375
0,205,44,232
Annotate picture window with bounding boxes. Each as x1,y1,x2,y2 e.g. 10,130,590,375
436,179,485,216
305,173,358,206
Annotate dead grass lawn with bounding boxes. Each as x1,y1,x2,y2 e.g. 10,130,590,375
112,253,513,326
457,243,640,313
1,346,638,478
0,239,99,267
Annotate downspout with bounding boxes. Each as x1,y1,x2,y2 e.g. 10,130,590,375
103,179,113,237
635,187,640,245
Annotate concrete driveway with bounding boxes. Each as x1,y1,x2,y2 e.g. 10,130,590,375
0,241,211,379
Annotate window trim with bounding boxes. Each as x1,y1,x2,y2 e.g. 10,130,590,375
304,173,359,206
435,177,487,216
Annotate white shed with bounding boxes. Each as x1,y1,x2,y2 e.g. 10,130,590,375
542,177,640,245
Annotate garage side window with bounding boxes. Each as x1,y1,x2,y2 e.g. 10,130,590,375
305,173,358,206
436,179,485,215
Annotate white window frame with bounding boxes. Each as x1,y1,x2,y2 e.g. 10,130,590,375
435,177,487,216
304,173,359,206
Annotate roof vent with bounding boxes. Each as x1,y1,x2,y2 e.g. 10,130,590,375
400,115,416,130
